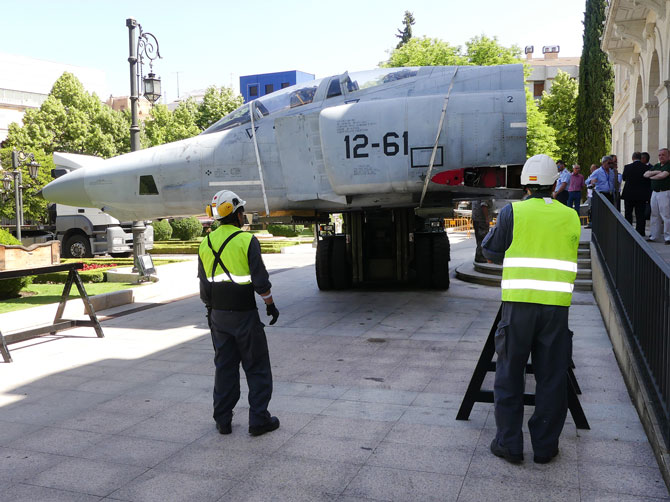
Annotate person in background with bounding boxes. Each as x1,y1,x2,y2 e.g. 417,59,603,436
552,160,570,205
566,164,586,216
586,156,621,205
644,147,670,244
585,164,598,228
621,152,651,236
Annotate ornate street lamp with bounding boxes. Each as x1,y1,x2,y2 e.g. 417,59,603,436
2,150,41,242
126,18,162,276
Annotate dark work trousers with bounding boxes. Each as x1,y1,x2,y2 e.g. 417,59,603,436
567,191,582,216
493,301,572,457
473,221,490,263
555,190,569,206
624,199,648,236
210,309,273,427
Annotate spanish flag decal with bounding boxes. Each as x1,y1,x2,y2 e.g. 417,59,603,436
529,175,538,181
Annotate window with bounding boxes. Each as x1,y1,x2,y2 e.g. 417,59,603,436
533,82,545,97
281,82,290,89
249,85,258,97
265,84,274,94
327,78,342,98
139,175,159,195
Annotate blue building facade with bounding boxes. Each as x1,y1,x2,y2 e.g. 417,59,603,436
239,70,315,103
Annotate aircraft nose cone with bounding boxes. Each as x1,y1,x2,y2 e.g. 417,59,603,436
41,169,92,207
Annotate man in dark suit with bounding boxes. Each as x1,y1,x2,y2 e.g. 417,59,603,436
622,151,652,236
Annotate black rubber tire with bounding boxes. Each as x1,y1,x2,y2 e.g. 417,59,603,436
110,252,132,258
315,238,333,290
330,236,351,290
63,234,92,259
431,233,450,290
414,233,432,288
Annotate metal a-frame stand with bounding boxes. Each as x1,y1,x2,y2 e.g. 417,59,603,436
0,263,104,363
456,304,590,430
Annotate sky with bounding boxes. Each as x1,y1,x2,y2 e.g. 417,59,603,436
0,0,587,104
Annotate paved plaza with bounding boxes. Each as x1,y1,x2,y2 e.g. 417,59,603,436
0,234,668,501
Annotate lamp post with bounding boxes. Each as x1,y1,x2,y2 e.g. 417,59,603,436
126,18,162,274
1,150,40,242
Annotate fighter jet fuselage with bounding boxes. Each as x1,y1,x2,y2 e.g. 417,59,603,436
43,65,527,222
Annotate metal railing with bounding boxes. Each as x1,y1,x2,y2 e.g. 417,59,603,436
591,191,670,447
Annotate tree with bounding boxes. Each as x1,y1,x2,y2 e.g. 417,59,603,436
143,99,201,148
526,88,558,158
577,0,614,168
4,72,130,158
540,70,578,165
395,11,415,49
197,86,244,130
384,37,466,67
464,35,522,66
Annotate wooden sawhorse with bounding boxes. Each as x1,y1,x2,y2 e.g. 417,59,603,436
0,263,104,363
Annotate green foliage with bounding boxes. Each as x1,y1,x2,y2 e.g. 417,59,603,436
143,100,201,147
577,0,614,168
4,72,130,158
32,270,104,284
267,224,304,237
0,228,33,299
197,86,244,130
151,219,173,241
170,217,203,241
540,70,578,165
464,35,522,66
0,148,54,224
395,11,415,49
384,37,466,67
526,88,558,158
210,219,221,232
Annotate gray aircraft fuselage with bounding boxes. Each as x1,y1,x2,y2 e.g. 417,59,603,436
42,65,527,221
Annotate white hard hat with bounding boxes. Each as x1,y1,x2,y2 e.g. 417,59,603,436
206,190,246,219
521,154,559,186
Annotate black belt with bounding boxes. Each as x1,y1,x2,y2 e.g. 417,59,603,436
653,189,669,192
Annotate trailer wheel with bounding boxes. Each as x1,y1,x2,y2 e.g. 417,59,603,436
315,238,333,290
63,234,92,258
431,233,450,290
414,234,432,288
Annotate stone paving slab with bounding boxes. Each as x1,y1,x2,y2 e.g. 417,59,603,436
0,235,668,500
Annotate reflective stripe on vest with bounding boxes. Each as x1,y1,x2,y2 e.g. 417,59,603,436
501,197,581,306
198,225,253,285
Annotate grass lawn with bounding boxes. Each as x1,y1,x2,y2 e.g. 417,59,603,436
0,282,140,314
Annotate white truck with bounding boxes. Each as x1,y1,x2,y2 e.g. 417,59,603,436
19,152,154,258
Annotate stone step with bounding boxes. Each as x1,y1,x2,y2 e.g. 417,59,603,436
456,262,592,291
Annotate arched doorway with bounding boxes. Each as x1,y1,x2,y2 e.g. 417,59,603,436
645,51,660,162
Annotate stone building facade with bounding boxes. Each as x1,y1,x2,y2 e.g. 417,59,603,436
602,0,670,164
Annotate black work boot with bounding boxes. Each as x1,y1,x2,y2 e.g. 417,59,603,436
249,416,280,437
490,438,523,464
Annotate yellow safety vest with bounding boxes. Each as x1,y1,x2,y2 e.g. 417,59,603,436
501,198,581,306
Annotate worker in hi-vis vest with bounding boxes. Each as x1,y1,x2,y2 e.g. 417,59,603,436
198,190,280,437
482,154,581,465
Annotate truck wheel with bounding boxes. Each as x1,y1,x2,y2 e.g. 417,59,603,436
316,238,333,290
431,233,450,290
63,234,92,258
330,236,351,290
414,234,432,288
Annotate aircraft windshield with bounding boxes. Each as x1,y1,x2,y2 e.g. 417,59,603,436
345,68,419,93
202,78,324,135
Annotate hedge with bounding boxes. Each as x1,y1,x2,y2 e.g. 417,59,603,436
170,217,203,241
152,219,173,241
0,228,33,299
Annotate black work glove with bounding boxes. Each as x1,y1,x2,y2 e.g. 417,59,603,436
266,303,279,325
206,307,212,329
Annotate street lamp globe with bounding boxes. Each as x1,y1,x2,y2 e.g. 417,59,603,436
2,175,11,192
143,72,162,104
28,160,40,180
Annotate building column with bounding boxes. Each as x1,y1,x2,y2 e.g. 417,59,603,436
641,102,660,161
632,118,642,154
656,81,670,149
